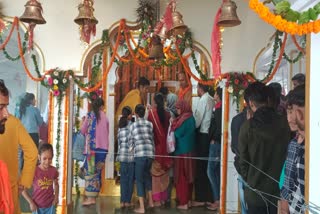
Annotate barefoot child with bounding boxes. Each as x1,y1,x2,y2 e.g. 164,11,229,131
22,143,59,214
117,106,135,208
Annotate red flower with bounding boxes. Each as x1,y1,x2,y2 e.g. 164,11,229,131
53,90,60,96
234,79,239,85
225,82,230,87
242,81,248,87
48,77,53,86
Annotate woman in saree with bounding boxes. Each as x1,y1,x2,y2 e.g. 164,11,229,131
147,93,172,206
172,99,196,210
80,98,109,205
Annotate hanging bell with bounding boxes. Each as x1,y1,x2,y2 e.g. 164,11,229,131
149,35,165,60
157,24,169,39
20,0,46,24
217,0,241,27
167,11,188,37
74,0,98,26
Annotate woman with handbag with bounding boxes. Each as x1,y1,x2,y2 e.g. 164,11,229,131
171,99,196,210
147,93,172,207
80,98,109,206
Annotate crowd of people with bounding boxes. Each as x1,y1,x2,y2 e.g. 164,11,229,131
0,72,307,214
115,75,223,213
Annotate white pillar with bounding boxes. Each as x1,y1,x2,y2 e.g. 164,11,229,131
308,34,320,210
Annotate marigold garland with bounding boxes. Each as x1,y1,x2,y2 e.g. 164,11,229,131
61,91,69,213
249,0,320,35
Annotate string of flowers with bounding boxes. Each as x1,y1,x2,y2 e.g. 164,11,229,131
281,35,305,63
0,17,18,50
55,95,62,170
249,0,320,35
74,88,81,196
184,31,209,80
0,31,28,61
44,70,70,169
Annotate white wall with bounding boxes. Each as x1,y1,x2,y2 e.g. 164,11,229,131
2,0,274,73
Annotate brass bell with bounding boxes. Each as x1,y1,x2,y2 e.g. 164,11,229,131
20,0,46,24
218,0,241,27
74,0,98,26
157,24,168,39
149,35,165,60
167,11,188,37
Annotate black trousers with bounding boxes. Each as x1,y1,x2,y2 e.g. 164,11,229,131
194,132,213,202
248,203,277,214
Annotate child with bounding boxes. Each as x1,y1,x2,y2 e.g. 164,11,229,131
117,106,135,208
22,143,59,214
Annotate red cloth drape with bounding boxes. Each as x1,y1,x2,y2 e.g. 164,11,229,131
0,160,14,214
147,108,172,170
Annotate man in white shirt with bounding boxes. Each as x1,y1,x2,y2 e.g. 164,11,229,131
192,83,214,206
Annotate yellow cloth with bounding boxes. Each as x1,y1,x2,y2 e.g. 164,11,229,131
115,89,142,123
0,115,38,214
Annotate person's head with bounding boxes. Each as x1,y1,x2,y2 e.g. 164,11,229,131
0,79,9,134
243,84,251,106
135,104,145,118
38,143,54,170
197,83,209,97
19,92,36,118
286,84,305,132
119,106,132,128
138,77,150,95
159,87,169,98
286,102,298,132
166,93,178,109
267,82,282,110
154,93,164,108
154,93,166,124
178,72,189,89
291,73,305,88
214,87,223,104
175,99,192,116
92,98,104,122
246,81,268,112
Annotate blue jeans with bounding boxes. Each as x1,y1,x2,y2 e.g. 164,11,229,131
32,206,55,214
135,157,153,197
207,143,221,202
238,175,248,214
120,162,135,203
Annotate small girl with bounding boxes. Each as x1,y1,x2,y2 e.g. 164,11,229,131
22,143,59,214
117,106,135,208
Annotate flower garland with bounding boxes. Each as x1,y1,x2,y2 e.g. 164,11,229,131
249,0,320,35
0,31,28,61
224,72,249,111
74,88,81,196
45,70,70,97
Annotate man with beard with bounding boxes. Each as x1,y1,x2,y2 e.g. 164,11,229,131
0,80,38,213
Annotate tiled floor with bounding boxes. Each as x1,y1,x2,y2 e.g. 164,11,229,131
21,195,220,213
73,196,220,214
